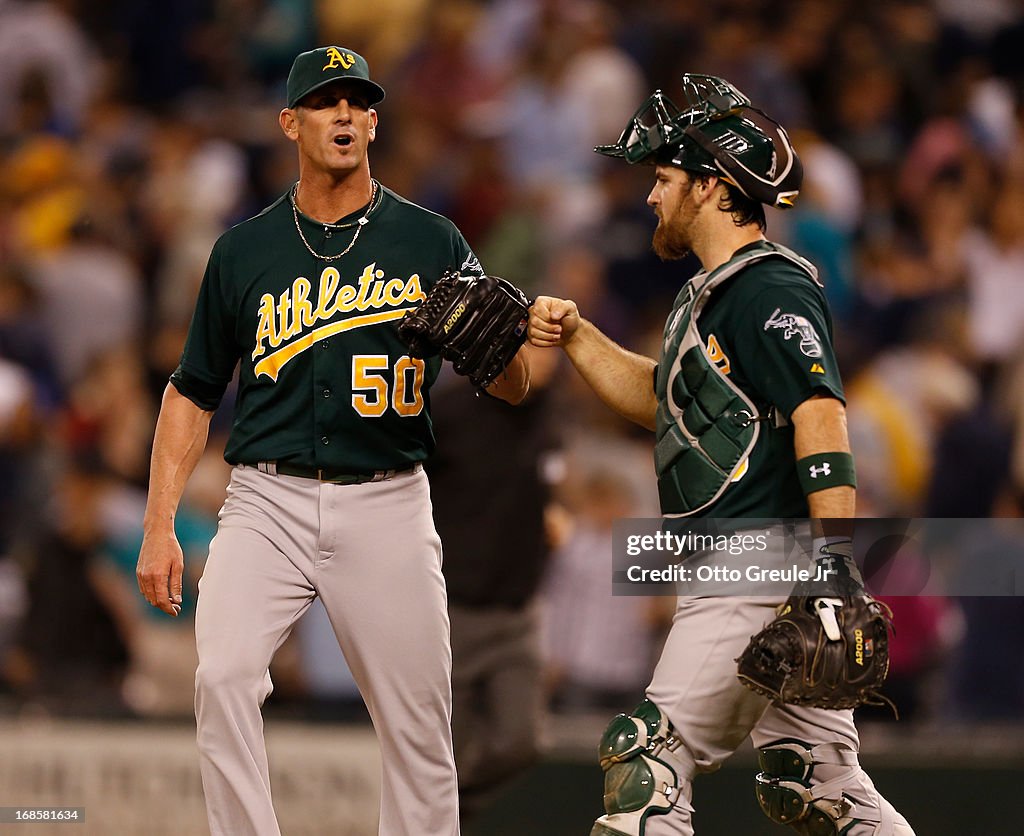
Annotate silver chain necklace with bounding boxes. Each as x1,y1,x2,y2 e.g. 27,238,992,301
291,180,379,262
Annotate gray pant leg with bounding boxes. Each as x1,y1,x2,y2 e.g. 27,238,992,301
195,519,316,836
644,596,777,836
315,470,460,836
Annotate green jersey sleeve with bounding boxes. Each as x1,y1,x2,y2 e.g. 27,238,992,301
732,282,844,420
169,236,240,411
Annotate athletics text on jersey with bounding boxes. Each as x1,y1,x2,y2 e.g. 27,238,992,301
170,184,481,472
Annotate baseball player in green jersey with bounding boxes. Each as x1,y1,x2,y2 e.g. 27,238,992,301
529,76,913,836
136,46,528,836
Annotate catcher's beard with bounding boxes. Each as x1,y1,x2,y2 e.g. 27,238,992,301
652,180,699,261
652,219,691,260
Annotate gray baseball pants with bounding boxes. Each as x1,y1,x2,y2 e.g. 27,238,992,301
644,594,913,835
194,464,459,835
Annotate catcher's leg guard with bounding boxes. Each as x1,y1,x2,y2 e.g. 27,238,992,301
755,739,864,835
590,699,686,836
755,739,914,836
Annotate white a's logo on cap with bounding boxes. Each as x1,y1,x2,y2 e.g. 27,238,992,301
323,48,355,71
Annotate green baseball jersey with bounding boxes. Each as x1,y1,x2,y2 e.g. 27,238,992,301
170,183,482,471
657,241,845,517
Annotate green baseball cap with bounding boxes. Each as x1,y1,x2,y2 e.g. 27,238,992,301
286,46,386,108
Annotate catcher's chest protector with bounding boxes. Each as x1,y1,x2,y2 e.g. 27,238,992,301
654,242,818,516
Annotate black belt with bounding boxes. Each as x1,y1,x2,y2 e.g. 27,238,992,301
256,461,422,484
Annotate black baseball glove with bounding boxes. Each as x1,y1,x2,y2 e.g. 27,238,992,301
398,271,530,388
736,571,894,712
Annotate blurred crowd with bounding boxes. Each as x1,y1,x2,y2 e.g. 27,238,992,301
1,0,1024,729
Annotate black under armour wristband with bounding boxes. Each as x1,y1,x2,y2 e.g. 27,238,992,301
796,452,856,495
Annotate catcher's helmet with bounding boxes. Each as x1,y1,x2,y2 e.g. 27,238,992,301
595,74,802,209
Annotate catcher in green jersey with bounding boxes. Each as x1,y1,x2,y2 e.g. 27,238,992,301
136,46,529,836
529,75,913,836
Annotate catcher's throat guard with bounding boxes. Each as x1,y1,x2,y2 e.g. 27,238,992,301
397,271,530,389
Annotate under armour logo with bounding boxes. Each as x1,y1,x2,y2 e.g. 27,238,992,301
809,462,831,478
323,47,356,71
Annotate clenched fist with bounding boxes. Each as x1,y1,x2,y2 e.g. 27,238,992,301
528,296,581,348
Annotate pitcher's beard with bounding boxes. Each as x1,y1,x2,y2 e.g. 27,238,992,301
652,220,691,261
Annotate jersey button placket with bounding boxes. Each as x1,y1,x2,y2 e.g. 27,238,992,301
313,338,334,462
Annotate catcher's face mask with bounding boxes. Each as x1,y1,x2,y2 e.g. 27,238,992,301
595,74,803,209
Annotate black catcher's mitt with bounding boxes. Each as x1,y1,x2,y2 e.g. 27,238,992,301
398,271,530,388
736,580,894,712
